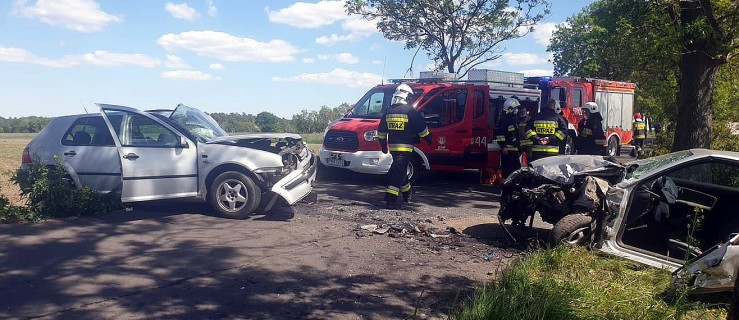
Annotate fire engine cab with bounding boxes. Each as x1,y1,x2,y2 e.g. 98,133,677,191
526,76,637,156
319,69,541,183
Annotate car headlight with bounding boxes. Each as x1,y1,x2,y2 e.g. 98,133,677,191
364,129,378,141
254,167,288,174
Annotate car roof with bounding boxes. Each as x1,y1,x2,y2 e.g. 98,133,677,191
689,148,739,160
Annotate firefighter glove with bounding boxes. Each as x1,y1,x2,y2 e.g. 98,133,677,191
424,133,433,144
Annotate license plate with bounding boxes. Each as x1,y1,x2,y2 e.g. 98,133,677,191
327,153,345,166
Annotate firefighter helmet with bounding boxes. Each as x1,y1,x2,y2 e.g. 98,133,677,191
503,98,520,114
392,83,414,105
585,102,599,114
634,113,642,120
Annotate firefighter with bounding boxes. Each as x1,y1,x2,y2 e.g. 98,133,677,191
378,83,432,209
525,98,569,161
632,113,647,157
495,98,521,179
576,102,607,155
516,105,533,164
553,100,572,155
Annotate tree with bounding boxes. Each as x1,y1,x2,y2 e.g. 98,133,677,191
255,111,286,133
667,0,739,151
346,0,550,78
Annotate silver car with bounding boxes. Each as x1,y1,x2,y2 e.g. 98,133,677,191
499,149,739,293
20,104,317,219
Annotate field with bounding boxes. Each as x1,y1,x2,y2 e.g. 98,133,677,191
0,137,29,205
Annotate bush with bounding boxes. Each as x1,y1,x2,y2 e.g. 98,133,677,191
11,156,123,219
649,121,738,157
0,186,38,223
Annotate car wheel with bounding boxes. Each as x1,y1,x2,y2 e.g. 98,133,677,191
209,171,261,219
407,156,420,184
549,214,593,247
607,136,620,157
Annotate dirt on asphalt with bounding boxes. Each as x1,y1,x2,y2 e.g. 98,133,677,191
0,170,553,320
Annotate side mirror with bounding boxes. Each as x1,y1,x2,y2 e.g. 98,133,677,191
177,136,189,148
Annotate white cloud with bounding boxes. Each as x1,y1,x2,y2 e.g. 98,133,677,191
165,2,200,21
81,51,160,67
12,0,123,32
302,58,315,63
206,0,217,16
0,46,78,67
165,54,190,69
266,0,346,28
342,15,376,36
209,63,225,70
517,69,553,77
533,22,558,46
315,34,357,46
317,54,330,61
501,52,549,65
335,52,359,64
157,30,300,63
161,70,220,80
272,68,382,88
371,60,382,65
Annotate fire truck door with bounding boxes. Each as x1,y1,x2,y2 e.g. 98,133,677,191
418,87,474,171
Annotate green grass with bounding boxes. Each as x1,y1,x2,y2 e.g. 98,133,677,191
452,245,728,320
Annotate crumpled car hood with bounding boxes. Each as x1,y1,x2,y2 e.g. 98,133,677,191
204,133,307,157
206,133,303,143
528,155,626,185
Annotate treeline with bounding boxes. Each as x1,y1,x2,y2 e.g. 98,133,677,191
0,104,351,134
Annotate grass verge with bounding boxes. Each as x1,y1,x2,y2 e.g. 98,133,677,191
452,245,728,320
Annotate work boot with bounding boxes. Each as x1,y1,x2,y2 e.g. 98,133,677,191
402,190,414,203
385,201,399,209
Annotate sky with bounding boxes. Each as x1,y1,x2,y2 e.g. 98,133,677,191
0,0,594,119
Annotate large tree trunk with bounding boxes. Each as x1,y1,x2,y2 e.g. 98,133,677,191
671,0,722,151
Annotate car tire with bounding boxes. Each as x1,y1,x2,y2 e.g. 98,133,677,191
407,156,420,185
209,171,261,219
549,214,593,247
607,136,620,157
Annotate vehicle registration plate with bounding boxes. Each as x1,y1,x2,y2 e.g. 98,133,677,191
327,153,345,166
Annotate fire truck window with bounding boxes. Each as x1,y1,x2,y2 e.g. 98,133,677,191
574,90,582,107
421,89,466,128
473,89,485,119
489,99,505,129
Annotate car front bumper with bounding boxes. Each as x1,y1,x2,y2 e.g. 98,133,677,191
271,152,317,205
318,146,392,175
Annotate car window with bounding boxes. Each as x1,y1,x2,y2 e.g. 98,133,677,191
104,110,179,147
61,116,115,146
421,89,467,128
667,161,739,189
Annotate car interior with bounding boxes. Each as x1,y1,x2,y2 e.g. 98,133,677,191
620,160,739,262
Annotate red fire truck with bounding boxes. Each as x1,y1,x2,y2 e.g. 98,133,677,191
526,76,636,156
318,70,540,183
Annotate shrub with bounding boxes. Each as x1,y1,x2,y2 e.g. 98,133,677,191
0,186,38,223
649,121,738,157
11,156,123,219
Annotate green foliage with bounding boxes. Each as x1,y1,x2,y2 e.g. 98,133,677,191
0,185,39,223
0,116,53,133
255,111,289,133
208,112,258,133
346,0,550,77
452,246,727,320
650,121,738,156
292,105,347,133
12,157,123,218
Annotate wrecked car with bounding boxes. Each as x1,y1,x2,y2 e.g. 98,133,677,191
20,103,317,219
499,150,739,293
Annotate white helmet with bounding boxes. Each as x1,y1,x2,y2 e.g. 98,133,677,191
392,83,413,105
585,102,599,114
503,98,520,114
554,100,562,114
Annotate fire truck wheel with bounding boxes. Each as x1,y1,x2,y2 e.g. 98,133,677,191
406,156,420,184
549,214,593,247
607,136,620,157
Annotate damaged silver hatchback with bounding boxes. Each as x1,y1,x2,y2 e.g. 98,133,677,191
499,150,739,293
20,104,317,219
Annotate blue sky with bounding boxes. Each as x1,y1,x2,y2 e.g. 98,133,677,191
0,0,593,119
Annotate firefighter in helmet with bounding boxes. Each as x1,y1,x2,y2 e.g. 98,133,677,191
576,102,607,155
525,98,569,161
378,83,432,209
495,98,521,178
632,113,647,157
516,104,533,163
552,100,572,155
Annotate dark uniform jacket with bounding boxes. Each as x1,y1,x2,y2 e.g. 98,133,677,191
378,103,430,152
525,108,569,156
495,114,519,152
633,119,647,139
577,112,606,155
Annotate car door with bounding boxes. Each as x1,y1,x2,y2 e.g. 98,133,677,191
99,104,198,202
417,87,474,171
58,115,122,192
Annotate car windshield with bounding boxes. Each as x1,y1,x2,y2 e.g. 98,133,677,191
347,87,423,119
624,150,693,180
169,104,227,143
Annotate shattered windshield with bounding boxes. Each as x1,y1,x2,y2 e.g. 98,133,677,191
624,150,693,180
169,104,227,143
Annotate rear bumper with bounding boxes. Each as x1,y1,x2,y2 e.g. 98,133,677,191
271,152,317,205
318,146,392,175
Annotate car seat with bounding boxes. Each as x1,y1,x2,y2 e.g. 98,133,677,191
72,131,92,145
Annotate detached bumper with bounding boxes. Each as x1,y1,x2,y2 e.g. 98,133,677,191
318,146,392,175
271,152,317,205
